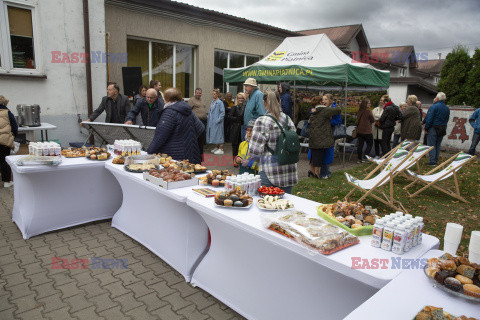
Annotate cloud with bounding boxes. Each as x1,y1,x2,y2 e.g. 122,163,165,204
176,0,480,58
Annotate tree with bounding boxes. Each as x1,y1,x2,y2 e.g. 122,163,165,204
465,48,480,108
437,45,472,105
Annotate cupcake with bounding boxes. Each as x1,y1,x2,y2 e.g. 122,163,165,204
462,284,480,298
223,199,233,207
440,260,457,271
212,179,220,187
444,277,463,292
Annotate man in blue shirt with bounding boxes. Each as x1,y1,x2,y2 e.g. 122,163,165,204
424,92,450,165
468,107,480,155
242,78,265,141
124,89,164,127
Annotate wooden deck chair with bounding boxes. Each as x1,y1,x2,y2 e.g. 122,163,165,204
344,148,414,212
404,152,476,203
364,140,415,172
394,144,433,179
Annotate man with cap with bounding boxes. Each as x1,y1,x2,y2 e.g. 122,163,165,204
234,119,258,174
242,78,265,141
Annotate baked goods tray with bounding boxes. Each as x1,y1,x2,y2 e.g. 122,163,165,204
214,203,253,209
143,172,198,190
15,156,62,166
423,265,480,302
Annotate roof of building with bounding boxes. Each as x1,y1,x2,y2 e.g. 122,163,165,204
416,59,445,75
106,0,299,39
297,24,363,48
390,76,438,93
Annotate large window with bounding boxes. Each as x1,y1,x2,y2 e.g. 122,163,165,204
214,50,261,96
0,1,42,74
127,38,196,98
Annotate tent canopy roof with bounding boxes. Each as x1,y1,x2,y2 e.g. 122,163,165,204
223,34,390,88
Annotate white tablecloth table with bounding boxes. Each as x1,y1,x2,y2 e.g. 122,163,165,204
345,249,480,319
105,162,209,282
6,155,122,239
18,123,57,142
186,193,440,320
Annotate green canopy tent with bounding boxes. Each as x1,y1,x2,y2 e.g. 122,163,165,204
223,33,390,166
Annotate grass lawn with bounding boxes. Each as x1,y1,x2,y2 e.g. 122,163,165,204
293,152,480,256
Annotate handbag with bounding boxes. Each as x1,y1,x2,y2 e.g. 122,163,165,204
300,121,310,138
333,124,346,140
351,128,358,139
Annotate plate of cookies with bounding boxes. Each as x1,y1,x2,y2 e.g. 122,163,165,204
425,253,480,302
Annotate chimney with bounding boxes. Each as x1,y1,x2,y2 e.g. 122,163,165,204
438,53,441,60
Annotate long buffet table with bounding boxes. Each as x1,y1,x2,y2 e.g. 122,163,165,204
6,155,122,239
6,155,452,320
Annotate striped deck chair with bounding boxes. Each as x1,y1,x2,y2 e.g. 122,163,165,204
344,148,413,212
404,152,476,203
364,140,415,172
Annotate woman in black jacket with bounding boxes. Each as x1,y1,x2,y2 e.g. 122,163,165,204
379,95,402,155
227,93,246,156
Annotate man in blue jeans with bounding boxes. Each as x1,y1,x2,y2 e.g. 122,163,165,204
424,92,450,165
468,107,480,155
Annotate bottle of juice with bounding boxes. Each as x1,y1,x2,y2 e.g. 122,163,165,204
381,222,395,251
415,217,424,245
392,224,407,255
371,219,384,248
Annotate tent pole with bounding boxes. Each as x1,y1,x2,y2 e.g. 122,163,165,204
293,80,296,123
343,82,348,168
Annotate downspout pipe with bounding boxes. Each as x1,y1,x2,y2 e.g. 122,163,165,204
83,0,94,145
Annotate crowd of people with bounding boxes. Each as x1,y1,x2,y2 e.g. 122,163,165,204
2,76,479,193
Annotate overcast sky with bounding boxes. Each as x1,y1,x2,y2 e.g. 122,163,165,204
177,0,480,59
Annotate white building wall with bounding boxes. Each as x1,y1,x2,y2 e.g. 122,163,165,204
388,83,408,104
0,0,106,146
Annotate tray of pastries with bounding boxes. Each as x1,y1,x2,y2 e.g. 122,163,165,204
144,167,197,189
124,155,159,173
415,305,478,320
425,253,480,301
214,190,253,208
199,170,232,187
62,147,86,158
85,147,111,161
257,195,294,210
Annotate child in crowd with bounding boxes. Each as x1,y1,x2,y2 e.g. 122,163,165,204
234,120,258,174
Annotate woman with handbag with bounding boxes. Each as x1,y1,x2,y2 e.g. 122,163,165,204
372,101,384,158
308,95,341,179
320,94,342,179
355,98,375,163
0,95,18,188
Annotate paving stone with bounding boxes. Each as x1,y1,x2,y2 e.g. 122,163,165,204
94,232,112,243
72,270,97,287
127,261,150,276
117,270,142,286
0,308,17,320
17,253,39,266
104,281,130,299
149,261,171,276
98,239,122,250
32,281,59,299
113,292,144,313
37,293,69,313
44,306,76,320
73,227,90,235
0,245,13,256
93,271,118,286
13,245,34,257
8,239,29,249
202,304,234,320
91,246,112,257
137,270,162,286
10,293,37,315
137,292,169,312
150,305,185,320
148,281,176,298
125,305,156,319
171,281,199,298
184,292,216,311
17,307,45,320
118,239,137,250
27,271,52,287
160,270,184,286
1,253,17,265
107,246,129,258
73,305,105,319
82,239,104,250
59,231,77,242
71,245,92,257
57,281,83,299
90,292,120,313
27,238,48,249
47,271,76,286
4,271,28,288
0,294,15,312
137,252,162,266
65,293,95,313
52,245,73,257
1,262,21,276
177,304,209,320
99,305,133,320
126,281,154,299
8,281,33,300
32,245,54,257
23,262,45,276
161,292,193,312
80,281,108,299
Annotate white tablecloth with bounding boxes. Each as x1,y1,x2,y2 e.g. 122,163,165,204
186,192,440,320
18,123,57,142
6,155,122,239
105,162,209,282
345,249,480,319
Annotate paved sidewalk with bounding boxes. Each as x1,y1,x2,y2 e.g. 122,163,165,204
0,187,244,320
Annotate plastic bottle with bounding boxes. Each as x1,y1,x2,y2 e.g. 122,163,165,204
415,217,424,245
392,224,407,255
412,220,419,247
404,222,413,252
371,219,384,248
381,222,395,251
405,214,413,221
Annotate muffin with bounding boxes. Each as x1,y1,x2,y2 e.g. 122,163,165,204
223,199,233,207
434,270,455,285
455,274,473,285
444,277,463,292
440,260,457,271
462,284,480,298
457,264,476,279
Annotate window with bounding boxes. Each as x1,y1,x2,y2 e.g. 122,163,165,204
127,38,196,98
434,76,439,84
0,1,42,74
399,68,406,77
214,50,261,96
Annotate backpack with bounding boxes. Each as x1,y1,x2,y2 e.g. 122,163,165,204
265,115,300,165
